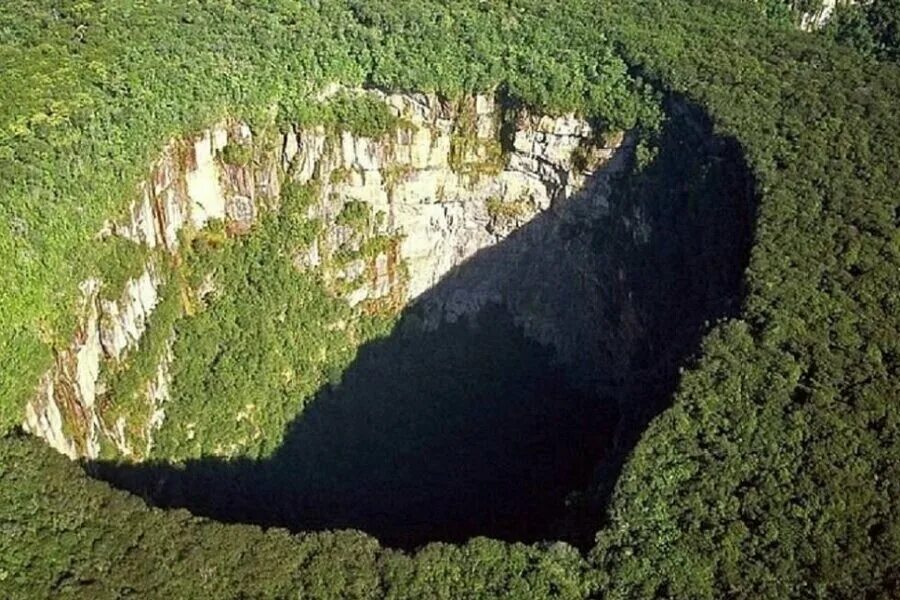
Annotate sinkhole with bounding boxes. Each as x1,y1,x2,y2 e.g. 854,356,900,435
92,97,755,550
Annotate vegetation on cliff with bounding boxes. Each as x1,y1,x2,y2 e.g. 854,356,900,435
759,0,900,61
1,0,899,598
150,184,399,460
0,0,658,431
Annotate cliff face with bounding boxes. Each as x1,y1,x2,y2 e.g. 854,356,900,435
24,90,630,460
799,0,855,30
23,124,240,459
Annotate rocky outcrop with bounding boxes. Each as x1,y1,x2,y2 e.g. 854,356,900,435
800,0,854,30
24,89,632,460
291,91,629,308
24,123,248,459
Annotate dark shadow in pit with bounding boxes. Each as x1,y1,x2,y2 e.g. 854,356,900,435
91,99,756,550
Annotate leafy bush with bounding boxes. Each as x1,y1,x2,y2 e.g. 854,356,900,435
219,143,253,167
336,200,372,231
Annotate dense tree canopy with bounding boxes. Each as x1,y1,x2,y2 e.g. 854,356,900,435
1,0,899,598
826,0,900,61
590,1,900,597
756,0,900,60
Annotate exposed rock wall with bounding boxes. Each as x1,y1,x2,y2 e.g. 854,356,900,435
800,0,854,30
24,90,631,460
289,91,629,308
23,122,248,459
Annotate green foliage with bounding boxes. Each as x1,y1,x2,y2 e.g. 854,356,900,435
100,277,183,451
358,234,400,262
281,179,320,215
865,0,900,60
219,143,253,167
756,0,900,62
754,0,829,24
0,433,599,599
485,196,530,220
329,165,355,185
446,99,505,179
0,432,378,599
94,237,152,301
381,163,414,192
0,0,358,432
148,186,396,460
825,0,900,61
0,0,657,437
586,0,900,597
632,138,659,172
295,92,402,139
336,200,372,231
755,0,800,27
1,0,900,597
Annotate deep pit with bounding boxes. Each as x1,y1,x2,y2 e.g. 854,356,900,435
30,92,754,549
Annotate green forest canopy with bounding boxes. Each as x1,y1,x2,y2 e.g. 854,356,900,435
1,0,899,598
758,0,900,61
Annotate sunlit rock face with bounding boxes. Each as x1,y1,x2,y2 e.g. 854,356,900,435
25,91,753,549
24,90,630,460
800,0,853,30
292,91,628,306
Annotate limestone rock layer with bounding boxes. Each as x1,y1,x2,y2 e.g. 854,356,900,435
24,90,631,459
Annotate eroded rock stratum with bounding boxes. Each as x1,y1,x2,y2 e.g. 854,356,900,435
24,89,632,460
22,86,754,548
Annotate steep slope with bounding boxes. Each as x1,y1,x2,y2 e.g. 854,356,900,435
0,0,898,598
